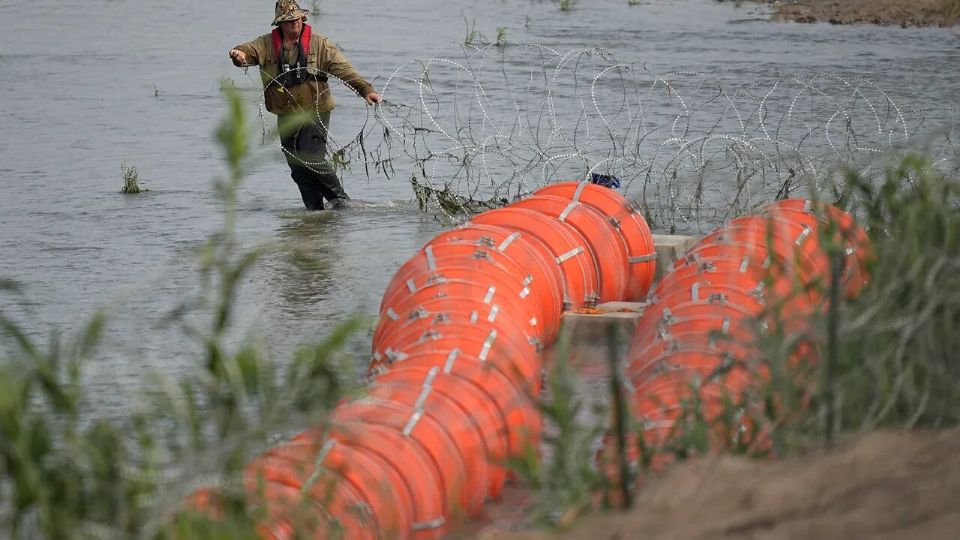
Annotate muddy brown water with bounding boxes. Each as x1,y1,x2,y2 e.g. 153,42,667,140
0,0,958,416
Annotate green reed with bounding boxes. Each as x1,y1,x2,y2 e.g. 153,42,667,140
516,154,959,532
1,86,360,539
121,159,145,194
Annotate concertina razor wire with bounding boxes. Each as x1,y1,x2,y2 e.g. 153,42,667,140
236,41,959,232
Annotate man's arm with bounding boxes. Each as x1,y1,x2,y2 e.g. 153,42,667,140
228,37,265,67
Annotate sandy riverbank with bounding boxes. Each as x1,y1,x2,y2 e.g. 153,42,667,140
764,0,959,27
476,428,960,539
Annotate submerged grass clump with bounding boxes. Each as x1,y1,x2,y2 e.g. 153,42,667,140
410,173,507,221
463,16,481,46
495,26,509,47
121,160,145,194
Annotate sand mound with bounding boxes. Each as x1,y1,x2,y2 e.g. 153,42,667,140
480,428,960,539
771,0,958,27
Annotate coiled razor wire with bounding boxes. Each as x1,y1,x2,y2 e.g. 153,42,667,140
239,42,959,232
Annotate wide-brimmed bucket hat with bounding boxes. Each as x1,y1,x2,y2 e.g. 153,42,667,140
272,0,309,26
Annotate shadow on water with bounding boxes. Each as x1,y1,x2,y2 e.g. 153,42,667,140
270,210,340,314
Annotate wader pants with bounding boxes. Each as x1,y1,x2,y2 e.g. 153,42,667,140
278,111,349,210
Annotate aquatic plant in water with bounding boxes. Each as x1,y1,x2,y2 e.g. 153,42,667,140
495,26,509,47
121,159,144,194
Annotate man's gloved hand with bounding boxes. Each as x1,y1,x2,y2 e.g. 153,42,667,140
229,49,248,66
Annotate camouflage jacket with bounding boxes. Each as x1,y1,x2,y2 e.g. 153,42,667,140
232,30,374,115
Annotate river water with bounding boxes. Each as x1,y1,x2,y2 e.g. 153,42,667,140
0,0,957,415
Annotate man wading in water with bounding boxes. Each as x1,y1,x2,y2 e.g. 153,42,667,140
228,0,382,210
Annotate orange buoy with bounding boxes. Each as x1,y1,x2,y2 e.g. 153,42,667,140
332,398,473,526
247,476,377,540
627,339,757,387
365,381,490,516
646,280,766,315
374,294,542,361
253,437,414,539
396,351,541,458
762,199,871,298
380,245,547,328
511,194,629,303
534,181,656,300
426,225,565,339
318,421,448,539
629,366,754,419
655,266,818,316
376,365,510,500
378,278,543,345
470,206,599,309
628,304,755,358
694,215,831,288
672,241,765,267
374,321,542,388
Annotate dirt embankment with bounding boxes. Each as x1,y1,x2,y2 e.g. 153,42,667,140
768,0,959,27
479,428,960,540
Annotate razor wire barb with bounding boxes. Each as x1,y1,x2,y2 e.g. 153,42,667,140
240,42,959,231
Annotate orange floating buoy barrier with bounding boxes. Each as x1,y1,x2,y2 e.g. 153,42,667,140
426,225,565,339
534,181,656,301
331,398,474,527
372,319,542,385
201,177,671,539
373,295,542,364
606,197,873,496
365,380,490,517
471,206,599,310
379,244,547,331
251,437,414,540
376,365,510,500
511,194,629,303
397,351,541,459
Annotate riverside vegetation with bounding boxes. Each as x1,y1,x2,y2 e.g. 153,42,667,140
121,160,145,194
513,154,960,529
0,87,362,539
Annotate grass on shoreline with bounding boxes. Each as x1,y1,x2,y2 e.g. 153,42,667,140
521,153,960,527
1,87,361,539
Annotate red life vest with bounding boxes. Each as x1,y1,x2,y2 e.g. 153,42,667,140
269,24,326,88
271,23,312,61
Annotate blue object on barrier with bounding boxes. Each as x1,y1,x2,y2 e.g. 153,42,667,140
590,173,621,189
